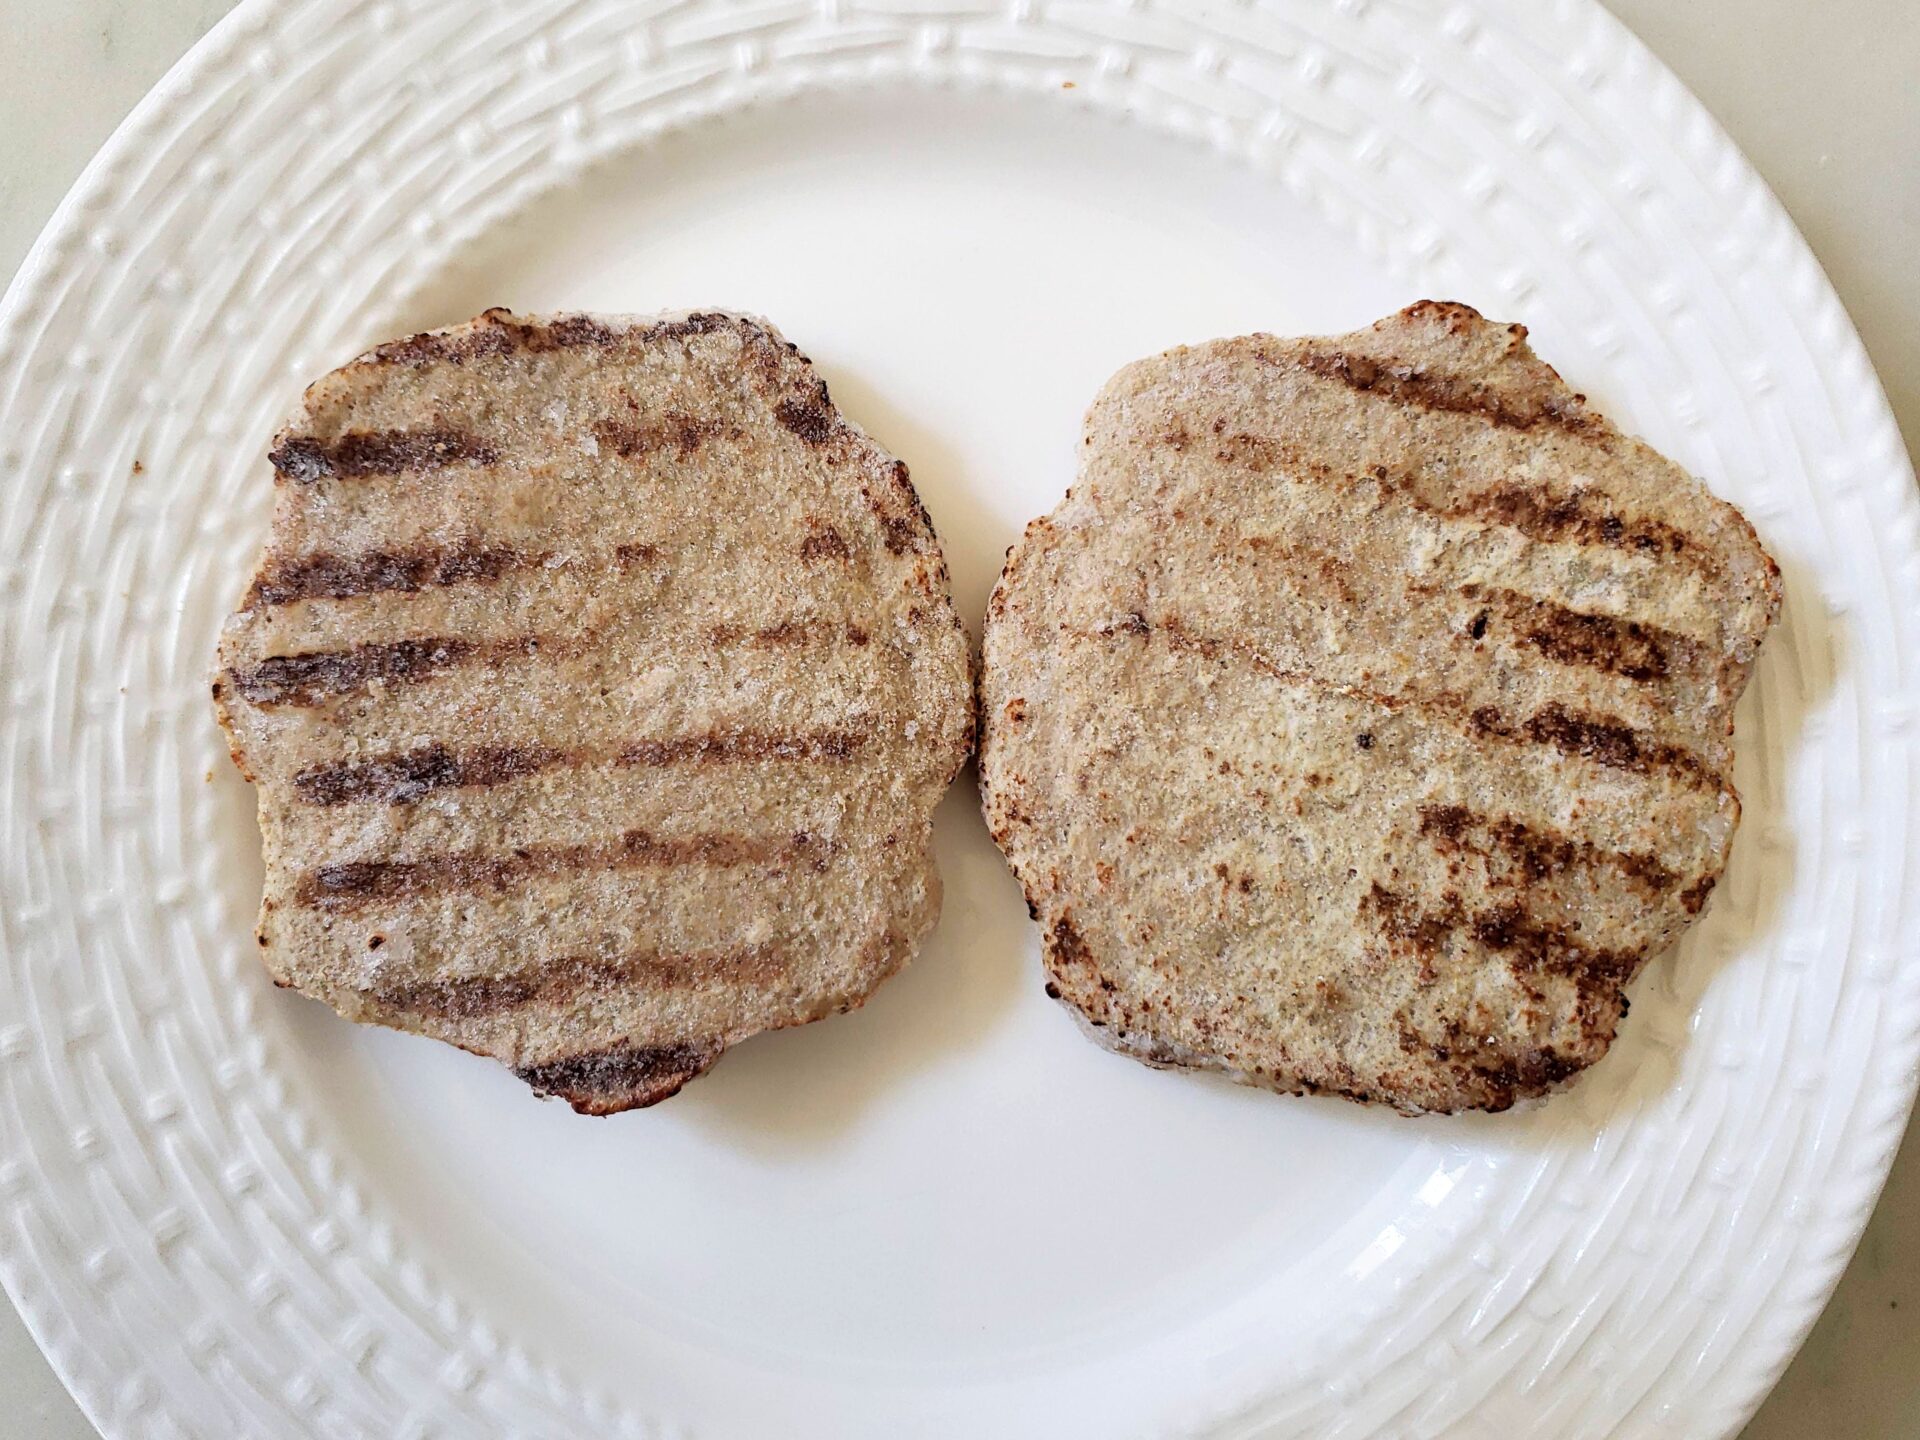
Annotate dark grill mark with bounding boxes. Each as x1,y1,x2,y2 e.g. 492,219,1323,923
1362,883,1459,960
1209,431,1699,564
295,829,832,912
1293,347,1599,436
619,729,864,766
594,413,723,458
706,620,869,648
1460,484,1690,557
269,428,498,483
1461,702,1713,784
799,525,852,563
225,634,572,708
362,310,738,370
247,544,533,607
297,728,871,806
229,637,475,707
514,1041,721,1113
1366,886,1640,985
1469,901,1639,984
1417,804,1679,892
296,744,562,806
378,947,780,1020
774,388,837,444
1046,915,1096,981
1459,584,1686,683
1091,615,1722,791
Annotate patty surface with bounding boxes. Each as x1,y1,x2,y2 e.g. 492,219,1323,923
979,300,1779,1112
215,309,973,1113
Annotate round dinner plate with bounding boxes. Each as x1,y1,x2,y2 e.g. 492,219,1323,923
2,0,1917,1436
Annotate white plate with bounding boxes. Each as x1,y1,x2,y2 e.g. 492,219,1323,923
2,1,1917,1436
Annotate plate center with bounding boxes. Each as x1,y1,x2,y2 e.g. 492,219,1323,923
277,87,1456,1379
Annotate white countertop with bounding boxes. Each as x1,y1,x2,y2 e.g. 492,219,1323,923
2,2,1915,1435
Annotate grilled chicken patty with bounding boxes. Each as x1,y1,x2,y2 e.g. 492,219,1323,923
980,301,1780,1112
215,309,973,1113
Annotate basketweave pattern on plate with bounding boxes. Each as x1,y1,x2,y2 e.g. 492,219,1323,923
0,0,1916,1436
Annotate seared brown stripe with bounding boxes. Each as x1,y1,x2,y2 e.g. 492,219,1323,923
247,543,537,607
775,384,838,445
225,634,574,708
799,524,852,563
618,728,865,766
269,428,499,483
1462,585,1680,683
363,310,737,369
1448,484,1690,557
594,413,726,458
1291,347,1599,436
1208,430,1698,564
1468,702,1715,785
1364,884,1638,984
706,620,872,648
295,744,565,805
377,946,782,1020
230,611,878,709
295,828,833,911
1094,614,1722,790
1417,804,1678,892
296,728,868,805
513,1040,720,1113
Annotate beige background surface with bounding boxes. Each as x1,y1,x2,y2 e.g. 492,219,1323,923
1,1,1914,1435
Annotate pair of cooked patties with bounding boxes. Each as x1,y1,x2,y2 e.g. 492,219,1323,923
214,302,1778,1114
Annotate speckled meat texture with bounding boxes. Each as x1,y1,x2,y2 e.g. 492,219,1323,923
214,309,973,1114
979,301,1780,1113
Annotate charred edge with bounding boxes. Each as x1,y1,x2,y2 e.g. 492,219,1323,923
224,634,574,708
247,544,533,607
1465,585,1674,682
269,428,499,483
619,729,865,766
594,413,724,458
1293,348,1599,436
1679,875,1716,915
513,1041,719,1113
378,947,777,1020
295,744,565,806
799,525,852,563
1417,803,1679,892
295,829,826,911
